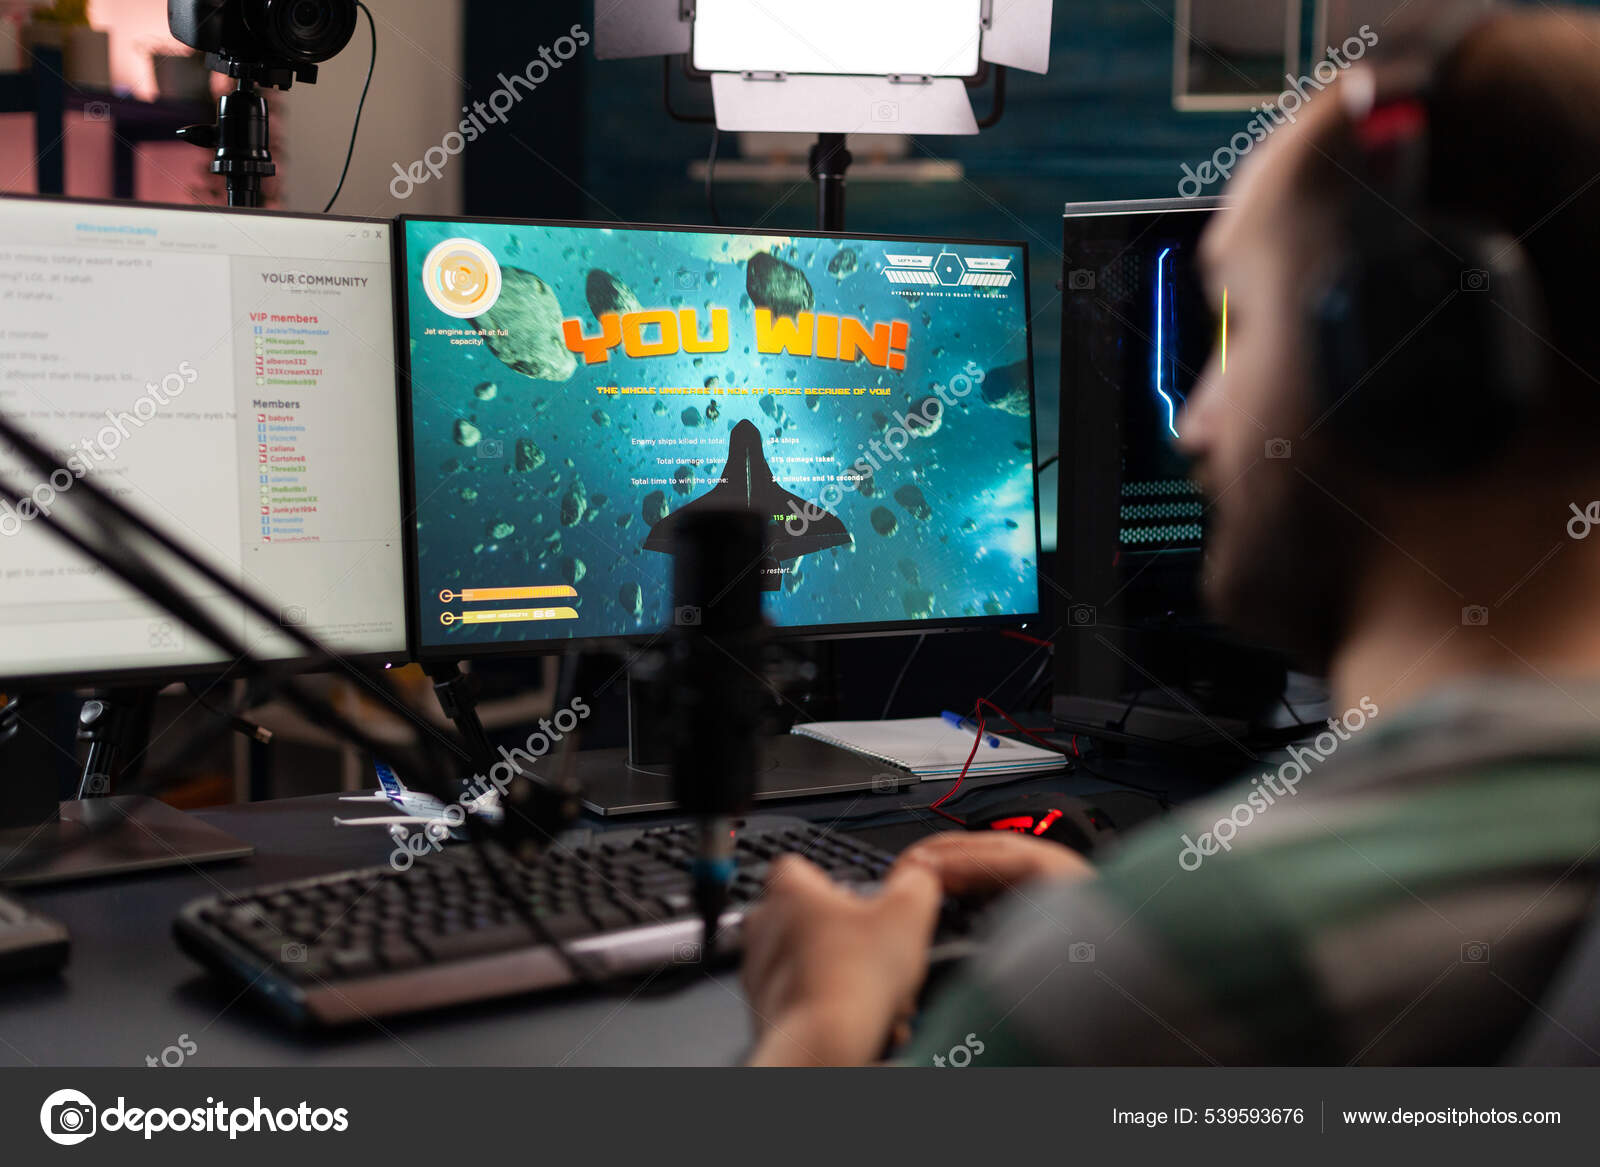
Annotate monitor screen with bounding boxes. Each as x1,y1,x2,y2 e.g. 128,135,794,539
0,197,408,684
1055,198,1283,738
398,217,1042,657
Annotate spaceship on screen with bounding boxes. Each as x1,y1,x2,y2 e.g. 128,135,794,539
643,420,851,590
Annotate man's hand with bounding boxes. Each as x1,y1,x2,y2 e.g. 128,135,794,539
893,830,1094,903
742,855,942,1066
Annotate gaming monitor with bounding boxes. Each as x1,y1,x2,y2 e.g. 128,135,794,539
1054,197,1287,741
0,196,409,685
396,216,1043,658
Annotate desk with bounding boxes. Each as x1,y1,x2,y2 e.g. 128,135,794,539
0,761,1187,1067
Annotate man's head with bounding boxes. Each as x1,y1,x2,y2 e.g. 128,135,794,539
1179,5,1600,670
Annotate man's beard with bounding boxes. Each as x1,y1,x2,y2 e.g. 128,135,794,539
1200,463,1367,673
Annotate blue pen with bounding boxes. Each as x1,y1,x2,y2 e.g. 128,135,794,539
940,710,1000,748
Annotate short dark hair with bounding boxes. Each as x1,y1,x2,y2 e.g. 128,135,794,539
1430,10,1600,412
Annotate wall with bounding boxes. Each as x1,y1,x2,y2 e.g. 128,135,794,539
0,0,464,214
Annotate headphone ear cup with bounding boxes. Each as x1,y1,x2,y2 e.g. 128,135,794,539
1311,222,1548,478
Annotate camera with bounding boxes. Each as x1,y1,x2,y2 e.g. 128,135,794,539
1068,942,1096,963
1265,438,1293,459
1462,605,1490,627
1067,268,1096,291
51,1102,95,1138
675,605,702,627
169,0,357,75
1461,941,1491,964
1068,604,1097,627
1460,268,1491,292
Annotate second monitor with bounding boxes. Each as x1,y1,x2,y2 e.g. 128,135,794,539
397,218,1043,656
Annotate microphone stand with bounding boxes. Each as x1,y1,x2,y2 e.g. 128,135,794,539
668,509,768,964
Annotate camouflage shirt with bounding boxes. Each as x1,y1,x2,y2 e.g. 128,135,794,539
903,680,1600,1065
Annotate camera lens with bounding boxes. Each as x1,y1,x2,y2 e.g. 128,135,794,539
253,0,357,64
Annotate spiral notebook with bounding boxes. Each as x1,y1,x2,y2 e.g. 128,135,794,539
790,717,1066,780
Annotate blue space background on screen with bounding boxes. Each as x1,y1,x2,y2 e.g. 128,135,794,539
403,219,1040,649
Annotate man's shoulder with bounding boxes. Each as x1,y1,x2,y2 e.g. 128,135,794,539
947,741,1600,1065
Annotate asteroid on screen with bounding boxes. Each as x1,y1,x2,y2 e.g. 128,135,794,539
746,252,815,319
473,267,577,382
585,268,641,321
980,359,1032,417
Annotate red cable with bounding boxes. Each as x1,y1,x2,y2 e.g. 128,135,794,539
929,698,1072,818
999,629,1054,649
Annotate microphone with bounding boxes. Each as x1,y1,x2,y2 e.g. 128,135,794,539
668,507,768,963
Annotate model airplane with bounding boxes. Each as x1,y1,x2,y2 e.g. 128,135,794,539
333,760,501,846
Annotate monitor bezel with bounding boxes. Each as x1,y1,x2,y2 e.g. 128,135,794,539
0,192,411,691
394,213,1044,664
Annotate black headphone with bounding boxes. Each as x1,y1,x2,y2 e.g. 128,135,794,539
1309,9,1550,479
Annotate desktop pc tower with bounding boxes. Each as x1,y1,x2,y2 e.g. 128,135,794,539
1053,197,1290,747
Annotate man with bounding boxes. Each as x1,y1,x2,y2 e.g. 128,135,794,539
740,6,1600,1066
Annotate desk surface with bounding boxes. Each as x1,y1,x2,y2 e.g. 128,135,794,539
0,762,1187,1068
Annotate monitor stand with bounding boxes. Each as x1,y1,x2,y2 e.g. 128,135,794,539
574,672,914,817
0,796,254,888
0,694,253,887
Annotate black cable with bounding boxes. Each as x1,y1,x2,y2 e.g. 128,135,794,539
662,55,716,124
1034,453,1060,477
705,126,722,226
322,0,377,213
184,680,273,745
880,633,926,719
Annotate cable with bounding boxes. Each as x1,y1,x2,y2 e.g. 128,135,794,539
1034,453,1060,477
930,698,1074,823
322,0,377,213
880,633,926,720
183,680,274,745
705,126,722,226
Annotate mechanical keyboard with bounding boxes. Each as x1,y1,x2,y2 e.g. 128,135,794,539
175,815,960,1027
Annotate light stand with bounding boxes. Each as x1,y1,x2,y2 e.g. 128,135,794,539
808,132,853,233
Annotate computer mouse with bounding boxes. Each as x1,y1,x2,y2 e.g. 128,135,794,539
967,793,1118,856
